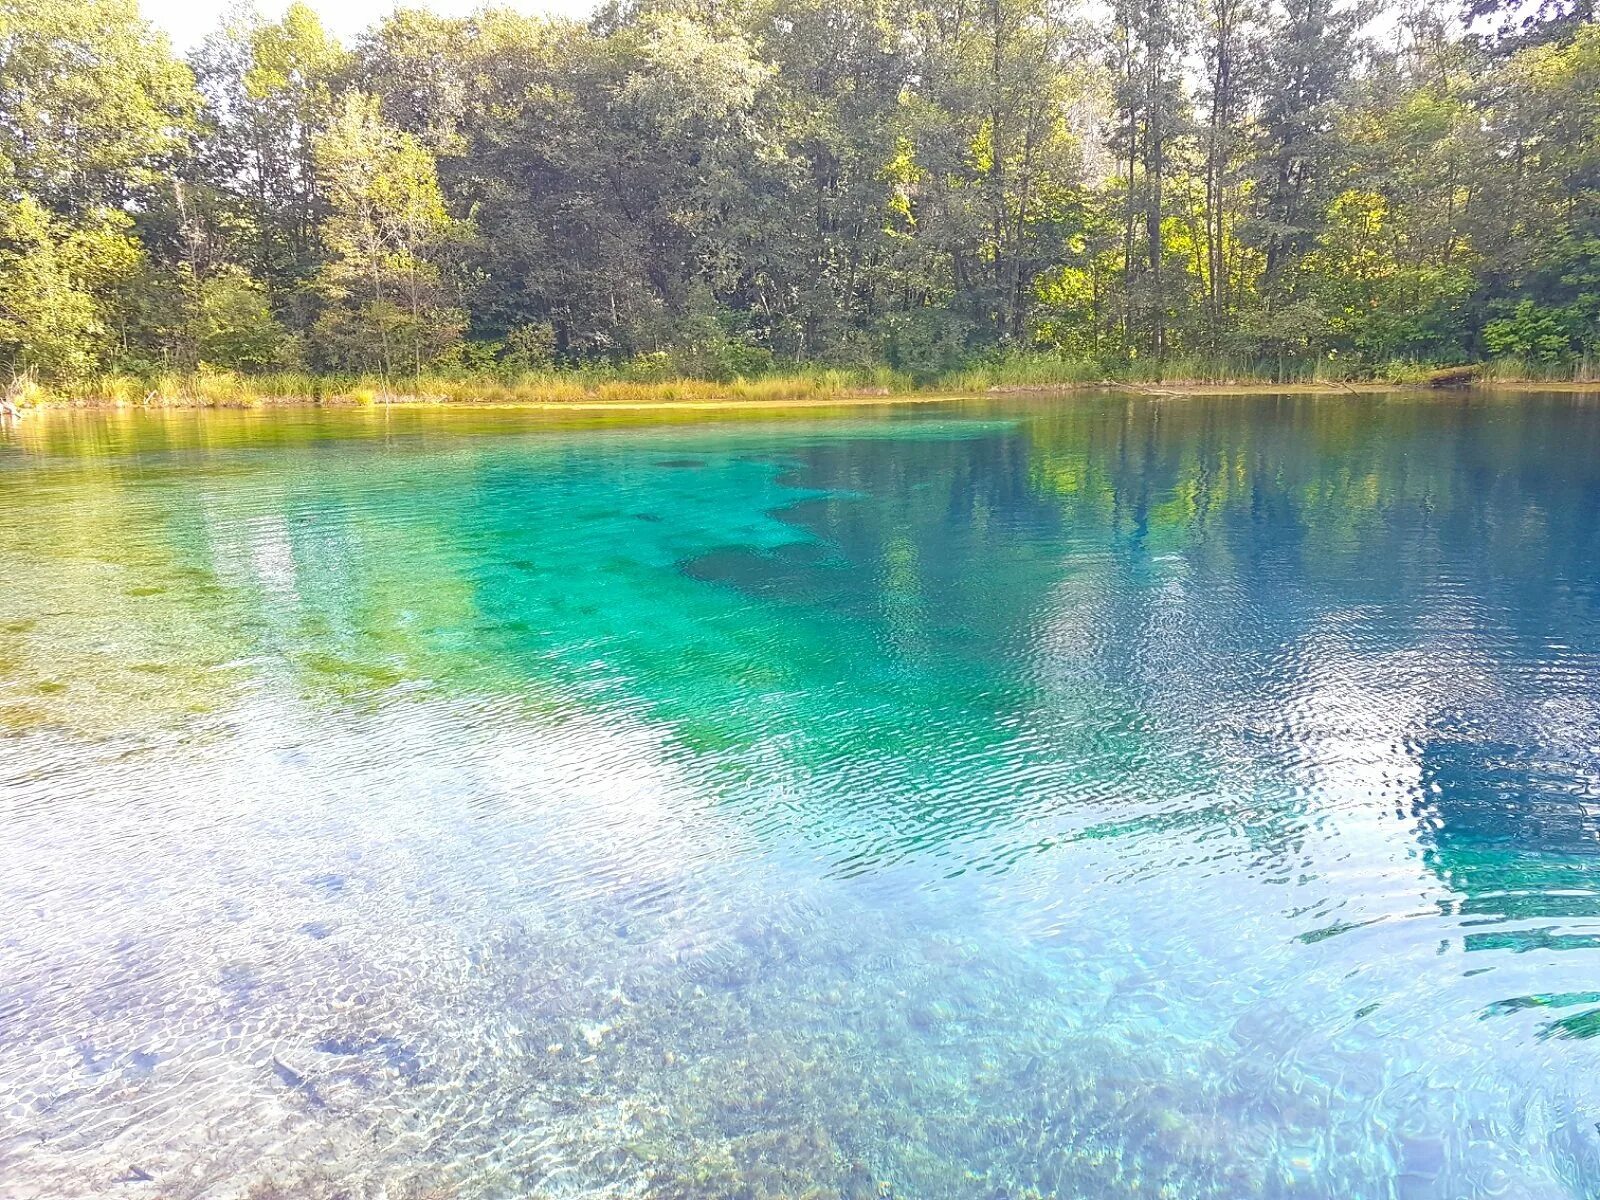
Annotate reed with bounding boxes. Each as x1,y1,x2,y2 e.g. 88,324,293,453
9,355,1597,411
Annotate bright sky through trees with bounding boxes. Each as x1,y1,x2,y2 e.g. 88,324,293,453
143,0,594,49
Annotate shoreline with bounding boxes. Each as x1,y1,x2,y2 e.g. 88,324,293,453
8,378,1599,415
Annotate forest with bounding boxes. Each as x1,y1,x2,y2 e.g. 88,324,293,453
0,0,1596,393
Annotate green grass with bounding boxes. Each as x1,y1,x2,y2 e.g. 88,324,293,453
8,354,1597,410
16,367,888,409
1478,355,1599,384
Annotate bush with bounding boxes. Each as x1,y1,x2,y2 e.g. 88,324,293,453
1483,300,1577,363
197,270,286,371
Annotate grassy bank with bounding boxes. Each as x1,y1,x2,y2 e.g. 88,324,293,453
5,368,877,410
939,352,1600,391
7,355,1598,411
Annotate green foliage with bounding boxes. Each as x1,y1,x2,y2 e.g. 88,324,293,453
1231,300,1328,372
190,2,348,300
0,0,196,214
0,0,1596,387
310,92,468,375
1484,299,1583,362
503,323,558,371
0,198,144,381
0,199,104,381
195,269,287,370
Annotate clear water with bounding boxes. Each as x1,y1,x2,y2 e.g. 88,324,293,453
3,394,1600,1199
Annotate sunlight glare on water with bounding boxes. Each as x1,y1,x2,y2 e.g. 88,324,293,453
3,395,1600,1198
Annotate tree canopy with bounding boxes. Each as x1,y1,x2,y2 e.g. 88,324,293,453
0,0,1595,383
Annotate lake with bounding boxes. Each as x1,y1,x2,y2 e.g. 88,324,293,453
3,393,1600,1199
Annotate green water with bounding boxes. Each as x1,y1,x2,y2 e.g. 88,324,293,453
3,394,1600,1198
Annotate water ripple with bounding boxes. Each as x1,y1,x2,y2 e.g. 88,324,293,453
3,396,1600,1197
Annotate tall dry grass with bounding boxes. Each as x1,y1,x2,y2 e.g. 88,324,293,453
9,355,1596,410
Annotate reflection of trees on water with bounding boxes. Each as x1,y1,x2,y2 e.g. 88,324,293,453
7,397,1600,903
1023,394,1600,937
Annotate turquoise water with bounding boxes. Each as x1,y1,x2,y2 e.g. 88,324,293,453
3,394,1600,1198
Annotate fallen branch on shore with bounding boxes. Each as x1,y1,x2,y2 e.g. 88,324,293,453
1427,365,1481,388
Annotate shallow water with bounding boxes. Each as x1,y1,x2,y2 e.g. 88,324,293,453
3,393,1600,1199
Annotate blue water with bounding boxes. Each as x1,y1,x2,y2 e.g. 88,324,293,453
2,393,1600,1198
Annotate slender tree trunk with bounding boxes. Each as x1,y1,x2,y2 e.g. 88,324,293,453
1146,53,1165,368
1120,23,1137,355
990,0,1007,339
1204,0,1235,354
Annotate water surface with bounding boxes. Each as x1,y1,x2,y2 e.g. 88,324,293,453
3,394,1600,1198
